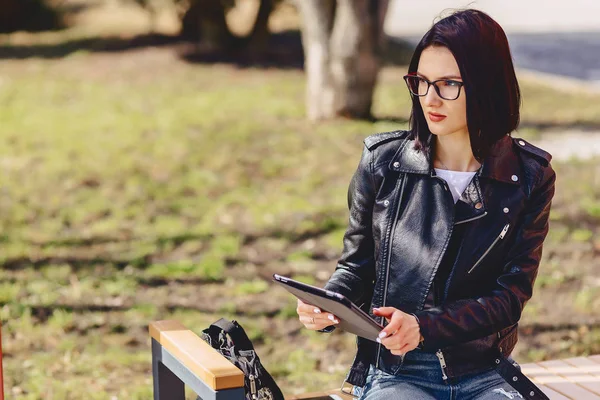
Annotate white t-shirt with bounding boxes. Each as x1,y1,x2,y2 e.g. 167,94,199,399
434,168,477,204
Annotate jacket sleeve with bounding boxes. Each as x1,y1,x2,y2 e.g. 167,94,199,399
414,163,556,350
319,145,378,332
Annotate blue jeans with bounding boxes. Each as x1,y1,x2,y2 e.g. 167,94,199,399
357,348,525,400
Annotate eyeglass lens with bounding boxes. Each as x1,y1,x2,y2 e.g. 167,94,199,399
405,76,461,100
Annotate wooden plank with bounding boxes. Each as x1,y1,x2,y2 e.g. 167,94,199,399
149,320,244,391
590,356,600,364
537,359,600,396
521,362,550,375
522,363,574,399
563,357,600,376
537,384,573,400
528,361,600,399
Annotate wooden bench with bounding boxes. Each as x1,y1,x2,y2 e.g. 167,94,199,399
149,320,600,400
521,357,600,399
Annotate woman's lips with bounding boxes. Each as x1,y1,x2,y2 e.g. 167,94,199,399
428,112,446,122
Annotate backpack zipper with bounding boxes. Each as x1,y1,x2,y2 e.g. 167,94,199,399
249,374,258,399
435,349,448,382
467,223,510,274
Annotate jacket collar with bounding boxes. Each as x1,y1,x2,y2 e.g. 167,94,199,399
388,134,521,186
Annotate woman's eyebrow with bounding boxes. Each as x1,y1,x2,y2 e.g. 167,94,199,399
416,72,462,80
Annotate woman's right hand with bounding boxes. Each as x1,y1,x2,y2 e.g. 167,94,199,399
296,298,340,330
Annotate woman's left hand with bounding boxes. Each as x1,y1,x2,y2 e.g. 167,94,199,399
373,307,422,355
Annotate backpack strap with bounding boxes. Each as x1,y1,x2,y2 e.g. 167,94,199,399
205,318,255,351
494,350,549,400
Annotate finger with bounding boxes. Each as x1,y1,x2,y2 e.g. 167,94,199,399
380,332,404,348
299,314,339,325
372,307,396,318
380,330,409,349
390,340,417,355
396,341,416,354
299,315,337,330
390,321,411,341
296,300,320,314
377,312,405,340
386,315,419,346
386,324,419,348
381,331,408,350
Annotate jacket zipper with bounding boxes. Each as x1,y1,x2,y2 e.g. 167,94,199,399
467,223,510,274
454,211,488,225
431,178,453,384
376,174,407,368
435,349,448,382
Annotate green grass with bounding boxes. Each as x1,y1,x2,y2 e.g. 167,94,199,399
0,30,599,398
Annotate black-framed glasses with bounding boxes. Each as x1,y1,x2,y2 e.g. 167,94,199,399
403,74,464,100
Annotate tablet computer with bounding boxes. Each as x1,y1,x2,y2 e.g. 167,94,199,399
272,274,383,342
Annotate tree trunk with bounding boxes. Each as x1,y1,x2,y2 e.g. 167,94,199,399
296,0,389,121
246,0,274,52
181,0,235,50
181,0,276,54
295,0,336,120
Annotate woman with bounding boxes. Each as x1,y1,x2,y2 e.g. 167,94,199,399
296,9,555,400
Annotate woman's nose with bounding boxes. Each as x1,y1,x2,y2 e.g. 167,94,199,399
423,85,443,107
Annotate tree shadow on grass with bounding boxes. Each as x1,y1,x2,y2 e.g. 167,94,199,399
0,33,183,60
0,29,414,70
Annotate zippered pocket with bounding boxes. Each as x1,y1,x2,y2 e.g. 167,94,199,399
435,349,448,382
467,223,510,274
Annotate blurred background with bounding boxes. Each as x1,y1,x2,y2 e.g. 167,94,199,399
1,0,599,398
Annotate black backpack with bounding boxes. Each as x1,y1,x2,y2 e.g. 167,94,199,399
201,318,285,400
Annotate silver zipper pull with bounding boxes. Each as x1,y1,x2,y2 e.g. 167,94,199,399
249,374,257,399
499,223,510,239
436,349,448,381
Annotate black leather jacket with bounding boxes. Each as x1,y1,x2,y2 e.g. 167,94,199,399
323,130,556,386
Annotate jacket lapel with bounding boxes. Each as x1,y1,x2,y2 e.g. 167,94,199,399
388,134,522,222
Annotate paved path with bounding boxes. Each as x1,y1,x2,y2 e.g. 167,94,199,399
530,130,600,162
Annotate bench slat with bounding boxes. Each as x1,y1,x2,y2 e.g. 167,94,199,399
537,384,574,400
149,320,244,391
590,356,600,364
563,357,600,375
537,360,600,396
527,361,600,399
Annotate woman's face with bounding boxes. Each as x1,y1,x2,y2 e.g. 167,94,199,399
416,45,468,138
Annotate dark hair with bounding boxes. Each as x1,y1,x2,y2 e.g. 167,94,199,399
407,9,521,162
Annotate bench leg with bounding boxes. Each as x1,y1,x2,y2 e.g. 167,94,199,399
153,340,185,400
